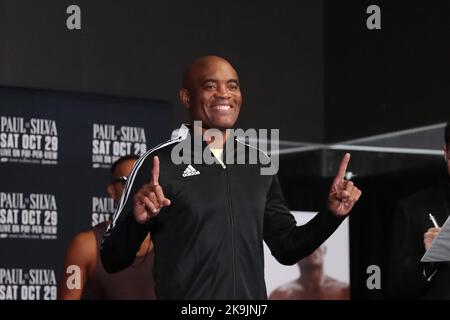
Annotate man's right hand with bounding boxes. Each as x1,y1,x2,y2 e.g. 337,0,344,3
424,227,441,251
133,156,171,224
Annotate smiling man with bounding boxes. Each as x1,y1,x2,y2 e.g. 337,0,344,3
100,56,362,299
180,56,241,132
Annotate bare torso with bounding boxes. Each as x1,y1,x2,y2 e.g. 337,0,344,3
269,276,350,300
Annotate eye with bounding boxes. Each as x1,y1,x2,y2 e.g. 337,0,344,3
204,83,216,90
228,83,239,90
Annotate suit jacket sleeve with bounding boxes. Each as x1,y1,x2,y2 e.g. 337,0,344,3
387,202,435,298
263,175,346,265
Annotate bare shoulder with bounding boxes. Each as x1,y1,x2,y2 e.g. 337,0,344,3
269,281,303,300
269,288,295,300
69,230,96,251
64,230,97,269
59,229,97,299
323,276,349,289
323,276,350,299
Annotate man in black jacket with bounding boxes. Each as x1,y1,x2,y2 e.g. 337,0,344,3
100,56,362,299
388,123,450,299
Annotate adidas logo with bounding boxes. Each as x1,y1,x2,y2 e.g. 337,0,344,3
182,165,200,177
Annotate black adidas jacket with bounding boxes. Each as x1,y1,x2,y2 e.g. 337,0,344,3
100,124,345,299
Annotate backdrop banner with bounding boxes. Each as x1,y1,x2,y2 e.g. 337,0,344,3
0,86,172,300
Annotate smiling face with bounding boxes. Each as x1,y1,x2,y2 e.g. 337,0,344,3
180,56,242,131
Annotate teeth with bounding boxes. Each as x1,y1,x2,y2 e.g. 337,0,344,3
213,105,231,110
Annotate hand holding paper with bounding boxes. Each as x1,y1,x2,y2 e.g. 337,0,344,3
421,215,450,262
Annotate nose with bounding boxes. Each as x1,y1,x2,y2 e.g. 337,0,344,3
214,84,231,99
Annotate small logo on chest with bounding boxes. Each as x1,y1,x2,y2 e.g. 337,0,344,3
182,165,200,177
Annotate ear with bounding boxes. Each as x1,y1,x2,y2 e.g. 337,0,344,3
106,183,115,199
179,88,191,109
444,145,448,161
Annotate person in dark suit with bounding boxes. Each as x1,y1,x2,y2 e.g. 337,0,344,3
388,123,450,299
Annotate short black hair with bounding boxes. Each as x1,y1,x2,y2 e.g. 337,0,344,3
110,154,140,178
446,122,450,147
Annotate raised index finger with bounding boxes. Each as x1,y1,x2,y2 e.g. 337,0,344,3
333,153,351,184
151,156,160,185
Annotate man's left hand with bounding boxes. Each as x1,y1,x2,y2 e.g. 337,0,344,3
327,153,362,217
